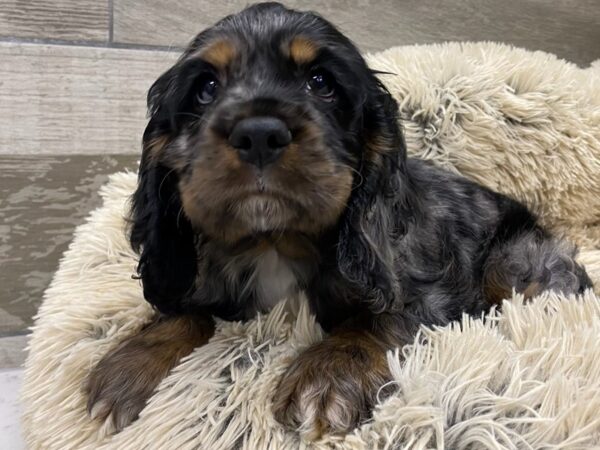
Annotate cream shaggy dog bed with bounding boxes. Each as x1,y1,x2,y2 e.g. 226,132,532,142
22,42,600,449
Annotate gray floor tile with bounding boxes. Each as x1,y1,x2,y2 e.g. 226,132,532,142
0,155,138,336
0,335,28,369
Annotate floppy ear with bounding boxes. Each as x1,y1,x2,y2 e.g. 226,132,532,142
129,71,198,315
336,78,411,313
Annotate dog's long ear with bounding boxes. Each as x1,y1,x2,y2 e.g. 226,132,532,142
129,69,197,314
336,77,412,313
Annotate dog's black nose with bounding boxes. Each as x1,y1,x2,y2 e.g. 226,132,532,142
228,116,292,168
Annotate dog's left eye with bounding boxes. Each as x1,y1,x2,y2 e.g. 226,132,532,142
196,75,219,105
306,71,335,100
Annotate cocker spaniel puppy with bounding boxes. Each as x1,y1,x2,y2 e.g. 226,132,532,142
86,2,592,440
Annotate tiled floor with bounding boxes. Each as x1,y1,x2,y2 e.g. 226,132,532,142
0,155,139,335
0,0,599,362
0,368,25,449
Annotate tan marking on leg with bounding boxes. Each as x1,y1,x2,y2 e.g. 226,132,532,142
522,281,542,299
86,315,214,432
484,269,543,306
483,270,513,306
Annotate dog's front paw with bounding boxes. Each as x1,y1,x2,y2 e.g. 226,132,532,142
85,315,214,432
272,333,390,441
85,339,171,432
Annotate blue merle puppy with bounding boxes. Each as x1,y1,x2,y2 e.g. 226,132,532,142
86,2,592,440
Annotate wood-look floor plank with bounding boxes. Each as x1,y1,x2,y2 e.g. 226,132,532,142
0,42,178,155
0,0,109,42
113,0,600,66
0,155,139,336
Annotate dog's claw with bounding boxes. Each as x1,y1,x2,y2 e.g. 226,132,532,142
88,398,111,421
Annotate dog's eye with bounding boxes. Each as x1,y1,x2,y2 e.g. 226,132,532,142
306,71,335,100
196,75,219,105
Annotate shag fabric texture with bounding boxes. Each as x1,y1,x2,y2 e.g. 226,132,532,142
22,42,600,449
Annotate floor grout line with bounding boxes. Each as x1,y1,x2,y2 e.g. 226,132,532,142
108,0,114,43
0,36,184,53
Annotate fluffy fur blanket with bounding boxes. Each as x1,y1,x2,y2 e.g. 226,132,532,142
21,42,600,449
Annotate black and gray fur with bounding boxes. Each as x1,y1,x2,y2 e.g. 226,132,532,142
131,2,591,331
93,1,592,436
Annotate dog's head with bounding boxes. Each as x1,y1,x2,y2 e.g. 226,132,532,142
131,2,407,313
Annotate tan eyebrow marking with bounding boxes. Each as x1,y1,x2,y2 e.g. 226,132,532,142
199,39,237,69
289,36,318,65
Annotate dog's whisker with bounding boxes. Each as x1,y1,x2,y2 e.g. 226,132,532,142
157,168,177,202
337,163,364,191
174,112,204,120
176,206,185,231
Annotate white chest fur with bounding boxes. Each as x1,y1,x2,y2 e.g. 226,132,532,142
249,248,299,310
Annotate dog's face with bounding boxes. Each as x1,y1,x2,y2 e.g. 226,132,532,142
143,2,399,243
131,2,405,313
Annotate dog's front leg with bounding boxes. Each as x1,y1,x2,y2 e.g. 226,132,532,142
272,313,416,441
86,314,214,432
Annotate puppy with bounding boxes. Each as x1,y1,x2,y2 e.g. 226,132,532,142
86,2,592,440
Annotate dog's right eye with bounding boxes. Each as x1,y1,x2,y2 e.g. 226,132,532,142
306,70,335,101
196,75,219,105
